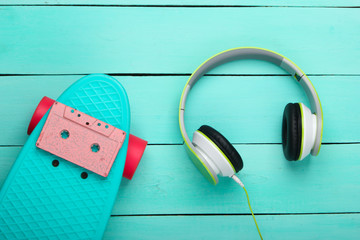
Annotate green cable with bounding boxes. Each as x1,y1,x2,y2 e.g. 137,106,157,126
243,187,263,240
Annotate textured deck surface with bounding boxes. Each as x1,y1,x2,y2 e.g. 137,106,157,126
0,1,359,239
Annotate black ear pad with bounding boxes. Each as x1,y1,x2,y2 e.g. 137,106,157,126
198,125,243,172
282,103,302,161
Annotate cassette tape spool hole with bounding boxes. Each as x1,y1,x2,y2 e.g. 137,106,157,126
91,143,100,153
60,130,70,139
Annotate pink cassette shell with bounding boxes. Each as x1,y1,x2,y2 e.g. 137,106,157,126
36,102,126,177
28,96,147,179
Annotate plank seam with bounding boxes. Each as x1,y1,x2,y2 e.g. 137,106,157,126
0,5,360,8
1,74,360,77
110,212,360,217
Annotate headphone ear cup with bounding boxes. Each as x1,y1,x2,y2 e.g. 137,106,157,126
197,125,243,172
282,103,302,161
298,103,317,159
186,144,219,185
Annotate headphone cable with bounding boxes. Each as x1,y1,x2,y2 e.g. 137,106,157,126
231,175,263,240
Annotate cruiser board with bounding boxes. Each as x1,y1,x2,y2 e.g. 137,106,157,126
0,74,135,239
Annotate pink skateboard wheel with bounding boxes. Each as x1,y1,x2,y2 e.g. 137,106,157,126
27,96,55,135
123,134,147,180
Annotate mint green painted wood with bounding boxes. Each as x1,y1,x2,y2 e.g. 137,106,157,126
103,214,360,240
2,0,360,6
0,7,359,74
1,144,359,214
0,75,359,145
0,4,359,239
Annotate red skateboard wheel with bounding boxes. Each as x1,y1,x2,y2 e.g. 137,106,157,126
27,96,55,135
27,96,147,180
124,134,148,180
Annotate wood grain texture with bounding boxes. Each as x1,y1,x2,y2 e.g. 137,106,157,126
0,7,359,74
0,75,359,145
103,214,360,240
1,144,359,215
1,0,360,7
0,3,359,239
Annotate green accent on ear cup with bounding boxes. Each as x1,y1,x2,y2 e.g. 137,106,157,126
306,79,323,156
196,130,236,173
197,125,243,172
298,103,305,160
183,143,217,185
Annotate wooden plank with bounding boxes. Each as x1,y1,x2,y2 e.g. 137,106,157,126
0,7,359,74
0,75,359,145
2,0,360,7
103,214,360,240
1,144,359,214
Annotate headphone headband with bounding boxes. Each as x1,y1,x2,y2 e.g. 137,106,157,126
179,47,323,161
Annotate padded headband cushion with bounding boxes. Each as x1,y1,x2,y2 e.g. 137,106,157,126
282,103,302,160
198,125,243,172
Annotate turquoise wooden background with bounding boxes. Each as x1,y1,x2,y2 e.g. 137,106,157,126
1,1,360,239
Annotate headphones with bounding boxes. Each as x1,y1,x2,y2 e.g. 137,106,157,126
179,47,323,185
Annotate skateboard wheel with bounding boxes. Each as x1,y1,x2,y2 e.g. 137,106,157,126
27,96,55,135
123,134,147,180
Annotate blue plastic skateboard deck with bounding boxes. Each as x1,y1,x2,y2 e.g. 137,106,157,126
0,74,130,239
